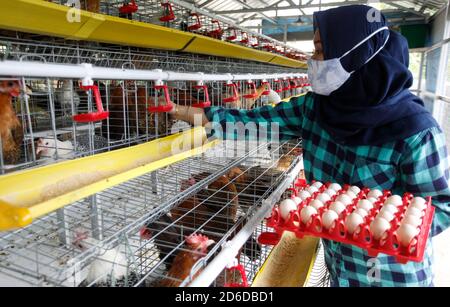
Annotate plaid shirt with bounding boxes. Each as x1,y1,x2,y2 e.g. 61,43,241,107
205,93,450,287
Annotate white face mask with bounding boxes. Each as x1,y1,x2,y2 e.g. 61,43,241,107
308,26,390,96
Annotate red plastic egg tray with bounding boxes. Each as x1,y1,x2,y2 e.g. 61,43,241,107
258,181,435,264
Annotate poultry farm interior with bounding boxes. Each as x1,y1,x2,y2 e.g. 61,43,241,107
0,2,326,288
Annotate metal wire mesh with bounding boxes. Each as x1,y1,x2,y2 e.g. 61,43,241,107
0,139,303,287
0,33,307,287
41,0,306,59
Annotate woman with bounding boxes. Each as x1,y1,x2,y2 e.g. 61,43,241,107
170,5,450,287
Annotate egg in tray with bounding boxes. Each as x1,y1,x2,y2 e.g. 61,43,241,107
0,139,303,287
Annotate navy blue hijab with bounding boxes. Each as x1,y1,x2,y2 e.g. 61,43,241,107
312,5,438,146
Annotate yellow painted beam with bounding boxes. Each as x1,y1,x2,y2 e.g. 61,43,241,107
182,35,275,64
0,0,306,68
0,127,219,232
270,55,308,69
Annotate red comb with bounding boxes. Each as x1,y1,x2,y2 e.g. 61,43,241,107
185,233,208,245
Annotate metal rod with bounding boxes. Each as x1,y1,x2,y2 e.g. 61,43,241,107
0,61,305,82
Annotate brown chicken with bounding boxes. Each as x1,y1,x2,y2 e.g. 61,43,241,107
80,0,100,12
0,80,23,165
158,233,214,287
171,172,239,233
104,85,171,141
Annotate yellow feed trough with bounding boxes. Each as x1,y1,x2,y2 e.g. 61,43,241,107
252,233,320,287
0,127,219,232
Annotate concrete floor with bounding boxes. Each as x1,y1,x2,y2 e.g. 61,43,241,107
434,228,450,287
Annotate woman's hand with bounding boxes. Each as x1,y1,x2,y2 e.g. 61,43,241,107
169,104,210,126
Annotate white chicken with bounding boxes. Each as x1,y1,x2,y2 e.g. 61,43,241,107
36,137,74,159
36,134,109,160
72,229,129,286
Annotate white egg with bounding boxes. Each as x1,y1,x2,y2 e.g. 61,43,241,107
307,186,319,195
354,208,369,218
316,193,331,204
329,183,342,192
367,189,383,199
322,210,339,230
411,197,426,207
385,195,403,207
409,201,427,212
298,190,312,201
397,224,419,247
380,204,398,215
377,210,395,222
324,189,337,197
346,190,358,200
370,217,391,240
312,182,324,189
357,200,373,212
279,199,298,220
349,186,361,195
310,199,324,210
300,206,318,224
405,207,424,218
367,197,378,204
292,197,303,205
336,194,352,205
401,215,422,228
345,213,364,234
329,201,347,215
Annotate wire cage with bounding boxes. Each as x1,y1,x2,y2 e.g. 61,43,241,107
0,34,307,174
0,138,304,287
0,23,310,286
41,0,307,60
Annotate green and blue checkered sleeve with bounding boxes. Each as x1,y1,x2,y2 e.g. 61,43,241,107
399,127,450,237
204,95,308,141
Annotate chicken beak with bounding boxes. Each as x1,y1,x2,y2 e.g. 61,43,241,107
206,239,215,247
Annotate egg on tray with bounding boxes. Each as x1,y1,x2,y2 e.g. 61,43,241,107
310,199,324,210
329,183,342,192
279,199,298,220
370,217,391,240
405,207,424,218
316,193,331,204
349,186,361,195
345,190,358,200
298,190,312,201
311,182,324,189
336,194,352,205
329,201,347,215
396,224,420,247
301,206,318,224
385,195,403,207
409,197,427,212
357,199,373,212
307,186,319,195
354,208,369,218
345,213,365,234
292,196,303,205
380,204,398,215
367,189,383,199
401,215,422,228
324,189,337,197
377,210,395,222
322,210,339,230
367,197,378,204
